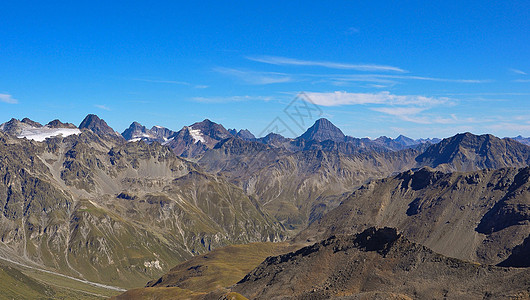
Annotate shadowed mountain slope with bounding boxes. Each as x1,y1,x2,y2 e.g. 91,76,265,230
416,132,530,172
297,167,530,265
232,227,530,300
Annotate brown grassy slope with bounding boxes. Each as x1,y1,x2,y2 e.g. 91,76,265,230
113,242,299,299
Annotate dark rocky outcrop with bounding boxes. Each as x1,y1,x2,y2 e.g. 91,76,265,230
79,114,118,136
299,118,346,142
233,227,530,299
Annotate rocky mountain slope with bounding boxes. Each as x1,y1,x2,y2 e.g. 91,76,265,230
232,227,530,299
1,114,529,297
121,122,176,144
0,117,284,288
197,129,530,232
512,135,530,146
198,137,419,231
416,132,530,172
297,167,530,265
298,118,346,142
79,114,121,137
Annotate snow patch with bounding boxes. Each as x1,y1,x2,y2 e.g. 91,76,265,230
18,127,81,142
162,137,174,145
143,260,162,270
128,138,142,142
153,125,163,129
188,127,205,144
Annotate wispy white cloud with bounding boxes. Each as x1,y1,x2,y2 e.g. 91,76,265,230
510,68,527,75
514,79,530,83
133,78,191,85
346,27,360,34
192,95,274,103
95,104,111,111
326,74,490,84
214,67,293,84
487,122,530,132
302,91,449,107
0,94,18,104
301,91,461,125
133,78,208,89
246,55,407,73
371,107,427,116
372,107,467,124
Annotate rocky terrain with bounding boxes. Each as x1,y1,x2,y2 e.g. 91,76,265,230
232,227,530,299
196,124,530,232
1,114,529,298
0,116,284,288
297,167,530,265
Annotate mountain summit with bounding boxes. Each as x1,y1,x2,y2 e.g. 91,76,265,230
122,121,150,140
79,114,117,136
298,118,345,142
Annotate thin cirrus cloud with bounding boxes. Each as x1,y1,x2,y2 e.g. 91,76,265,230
132,78,208,89
95,104,111,111
509,68,527,75
192,95,273,103
214,67,293,84
371,107,458,124
133,78,191,85
247,55,407,73
0,94,18,104
301,91,449,107
324,74,490,84
300,91,458,125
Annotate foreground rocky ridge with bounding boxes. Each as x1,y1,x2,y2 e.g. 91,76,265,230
232,227,530,299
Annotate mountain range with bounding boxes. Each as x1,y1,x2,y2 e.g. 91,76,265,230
0,114,529,298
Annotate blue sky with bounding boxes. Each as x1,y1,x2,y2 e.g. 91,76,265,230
1,1,529,139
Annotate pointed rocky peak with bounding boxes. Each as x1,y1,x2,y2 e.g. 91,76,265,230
395,135,417,146
228,128,255,140
122,121,149,140
150,125,176,139
299,118,345,142
46,119,77,129
511,135,530,146
190,119,231,140
21,117,43,128
236,129,256,141
0,118,25,135
79,114,117,136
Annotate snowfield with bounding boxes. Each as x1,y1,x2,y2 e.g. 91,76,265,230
188,127,205,143
18,127,81,141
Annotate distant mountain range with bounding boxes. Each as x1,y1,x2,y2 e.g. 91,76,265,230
0,113,529,296
3,115,527,157
1,115,529,232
